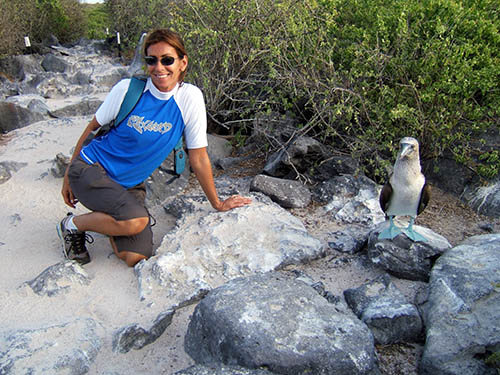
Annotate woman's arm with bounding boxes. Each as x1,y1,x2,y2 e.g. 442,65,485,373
188,147,251,211
61,116,101,208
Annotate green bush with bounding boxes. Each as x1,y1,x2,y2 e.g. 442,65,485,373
0,0,36,56
3,0,499,181
84,3,112,40
104,0,168,48
117,0,498,181
31,0,86,44
0,0,86,56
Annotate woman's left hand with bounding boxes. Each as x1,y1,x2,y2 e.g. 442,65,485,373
216,195,252,212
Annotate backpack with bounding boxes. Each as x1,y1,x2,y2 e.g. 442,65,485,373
84,76,186,175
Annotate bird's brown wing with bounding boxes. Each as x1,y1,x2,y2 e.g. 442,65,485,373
379,182,393,213
418,183,431,215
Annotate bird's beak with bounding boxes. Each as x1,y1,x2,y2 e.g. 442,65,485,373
399,143,412,158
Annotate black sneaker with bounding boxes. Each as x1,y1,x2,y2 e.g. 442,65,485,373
56,213,93,265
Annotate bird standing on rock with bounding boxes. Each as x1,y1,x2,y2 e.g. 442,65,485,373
378,137,430,242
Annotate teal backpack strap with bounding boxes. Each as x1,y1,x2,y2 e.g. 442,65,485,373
174,135,185,175
86,76,146,144
114,76,147,126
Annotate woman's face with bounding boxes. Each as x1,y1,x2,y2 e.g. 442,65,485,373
146,41,187,92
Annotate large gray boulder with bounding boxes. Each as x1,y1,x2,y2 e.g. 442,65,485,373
250,174,311,208
367,222,452,281
344,274,423,345
185,272,378,375
317,175,386,226
41,54,69,73
136,194,325,308
463,178,500,217
420,234,500,375
0,101,44,132
5,94,50,116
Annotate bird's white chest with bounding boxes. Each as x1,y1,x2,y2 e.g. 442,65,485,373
387,171,425,217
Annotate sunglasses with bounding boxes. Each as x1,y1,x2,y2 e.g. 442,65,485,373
144,55,180,66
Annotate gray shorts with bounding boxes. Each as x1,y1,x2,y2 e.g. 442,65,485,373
67,156,153,257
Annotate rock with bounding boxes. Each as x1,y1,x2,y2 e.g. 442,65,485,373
207,134,233,166
249,112,298,145
5,94,50,117
423,156,475,196
344,274,423,345
72,71,92,85
327,225,370,254
216,155,254,171
0,318,102,375
0,101,45,132
127,32,147,77
49,98,102,118
112,309,175,353
41,54,69,73
367,223,452,281
136,194,325,309
314,154,361,180
317,175,386,226
463,177,500,217
214,175,253,196
0,55,43,81
145,152,190,206
0,161,28,184
175,365,277,375
184,272,378,375
43,34,60,47
25,261,91,297
0,163,10,184
420,234,500,375
263,136,327,178
51,152,71,178
145,133,230,206
250,174,311,208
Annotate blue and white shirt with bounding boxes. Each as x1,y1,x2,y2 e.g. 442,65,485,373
80,78,207,188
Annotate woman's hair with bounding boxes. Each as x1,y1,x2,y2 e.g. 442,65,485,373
143,29,188,83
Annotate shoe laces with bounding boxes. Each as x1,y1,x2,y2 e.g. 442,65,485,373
65,231,94,253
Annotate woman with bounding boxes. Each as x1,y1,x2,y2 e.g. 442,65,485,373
59,29,251,267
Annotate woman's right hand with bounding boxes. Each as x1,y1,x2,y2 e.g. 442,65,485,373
62,173,77,208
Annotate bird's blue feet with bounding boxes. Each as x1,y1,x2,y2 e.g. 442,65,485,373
378,217,402,240
402,218,428,242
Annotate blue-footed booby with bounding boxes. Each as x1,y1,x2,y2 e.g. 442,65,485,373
378,137,431,242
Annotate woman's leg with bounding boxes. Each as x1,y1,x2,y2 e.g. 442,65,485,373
109,237,147,267
73,212,148,237
66,157,153,265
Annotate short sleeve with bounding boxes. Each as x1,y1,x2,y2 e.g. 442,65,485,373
176,84,208,149
95,79,131,126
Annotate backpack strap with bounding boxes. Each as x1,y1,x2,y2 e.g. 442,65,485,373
113,76,147,126
174,135,185,175
86,76,147,144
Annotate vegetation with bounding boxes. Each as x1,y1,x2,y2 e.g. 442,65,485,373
486,350,500,374
0,0,86,55
1,0,499,181
83,3,111,40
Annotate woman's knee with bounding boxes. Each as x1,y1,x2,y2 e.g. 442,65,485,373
119,216,149,236
124,252,147,267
